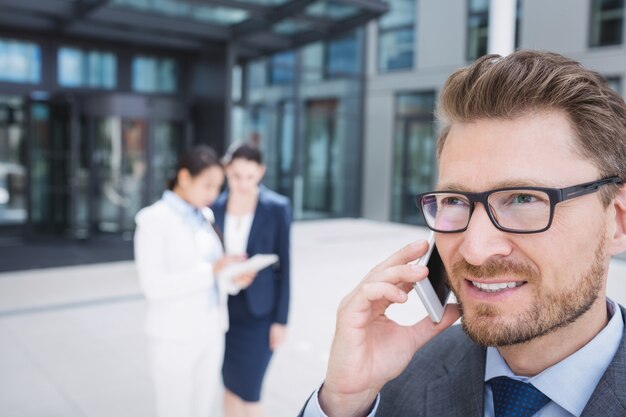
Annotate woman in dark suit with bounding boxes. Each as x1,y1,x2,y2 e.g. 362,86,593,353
212,142,291,417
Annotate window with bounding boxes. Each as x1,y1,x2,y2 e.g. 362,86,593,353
248,60,267,89
132,56,177,93
590,0,624,47
607,76,622,95
326,32,359,78
269,51,296,85
301,42,324,82
58,47,116,89
378,0,415,72
0,38,40,84
391,92,436,224
467,0,489,61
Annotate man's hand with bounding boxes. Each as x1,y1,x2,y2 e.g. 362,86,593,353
318,240,461,417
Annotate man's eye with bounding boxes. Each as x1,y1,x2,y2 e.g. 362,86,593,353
510,194,538,204
441,196,467,206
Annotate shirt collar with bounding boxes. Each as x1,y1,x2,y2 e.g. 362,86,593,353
485,298,623,416
162,190,205,226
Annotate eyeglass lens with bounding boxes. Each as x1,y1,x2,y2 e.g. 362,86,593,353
421,190,552,232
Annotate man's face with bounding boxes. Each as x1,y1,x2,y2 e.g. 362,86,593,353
436,110,611,347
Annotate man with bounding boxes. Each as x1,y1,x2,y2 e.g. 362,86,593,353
300,50,626,417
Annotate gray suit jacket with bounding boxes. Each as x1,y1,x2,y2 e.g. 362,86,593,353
300,306,626,417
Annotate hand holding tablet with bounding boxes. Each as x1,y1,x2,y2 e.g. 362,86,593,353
217,254,279,286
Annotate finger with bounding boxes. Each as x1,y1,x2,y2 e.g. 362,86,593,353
370,240,429,274
367,263,428,286
347,281,409,314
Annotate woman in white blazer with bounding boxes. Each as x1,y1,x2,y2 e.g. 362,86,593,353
134,145,253,417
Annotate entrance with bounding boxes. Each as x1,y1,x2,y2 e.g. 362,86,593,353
26,93,188,239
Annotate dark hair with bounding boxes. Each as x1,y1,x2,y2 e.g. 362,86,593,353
222,142,263,165
437,50,626,205
167,145,221,190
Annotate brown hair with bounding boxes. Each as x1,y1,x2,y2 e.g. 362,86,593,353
436,50,626,204
168,145,221,190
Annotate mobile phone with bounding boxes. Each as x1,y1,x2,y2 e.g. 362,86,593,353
413,233,451,323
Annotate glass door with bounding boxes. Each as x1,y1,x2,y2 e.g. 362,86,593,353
0,96,27,227
303,99,337,217
92,117,147,233
28,98,75,235
151,120,184,202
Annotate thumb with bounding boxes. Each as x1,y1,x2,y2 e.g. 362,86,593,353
409,303,461,349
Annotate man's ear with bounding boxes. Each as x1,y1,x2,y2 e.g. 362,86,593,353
608,184,626,256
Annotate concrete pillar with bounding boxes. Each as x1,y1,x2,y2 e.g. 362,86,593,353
488,0,517,56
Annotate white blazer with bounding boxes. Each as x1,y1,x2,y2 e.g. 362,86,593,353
134,198,228,341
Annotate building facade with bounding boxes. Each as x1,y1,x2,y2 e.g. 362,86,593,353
361,0,626,223
0,0,386,247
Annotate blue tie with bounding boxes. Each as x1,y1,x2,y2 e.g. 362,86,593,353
488,376,550,417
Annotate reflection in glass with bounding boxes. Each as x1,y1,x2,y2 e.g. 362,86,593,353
152,121,184,202
111,0,248,25
378,0,415,72
94,117,146,232
590,0,624,47
307,0,360,20
273,20,313,35
270,51,296,85
391,92,435,224
303,100,338,216
326,33,359,78
0,96,27,225
132,56,178,93
379,0,415,29
277,101,295,198
0,38,40,84
378,27,414,71
467,0,489,60
58,47,117,89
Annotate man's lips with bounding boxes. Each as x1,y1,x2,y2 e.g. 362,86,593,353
465,278,527,294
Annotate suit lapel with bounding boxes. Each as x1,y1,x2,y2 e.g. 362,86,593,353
425,341,486,417
581,306,626,416
246,188,268,254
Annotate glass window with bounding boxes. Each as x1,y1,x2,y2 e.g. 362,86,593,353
467,0,489,61
302,42,324,82
379,27,415,71
249,60,267,89
378,0,415,72
232,65,242,102
0,96,27,225
379,0,415,30
58,47,117,89
326,33,359,78
306,0,360,20
273,20,313,35
132,56,177,93
270,51,295,85
606,76,622,95
590,0,624,47
392,91,436,224
0,38,40,84
112,0,248,25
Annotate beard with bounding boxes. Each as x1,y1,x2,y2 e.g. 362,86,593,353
449,236,607,347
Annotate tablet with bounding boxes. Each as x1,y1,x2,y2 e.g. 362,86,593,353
218,254,279,282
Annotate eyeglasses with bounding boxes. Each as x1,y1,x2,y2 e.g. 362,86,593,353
415,176,623,234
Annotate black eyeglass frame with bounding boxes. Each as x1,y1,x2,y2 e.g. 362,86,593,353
415,176,623,234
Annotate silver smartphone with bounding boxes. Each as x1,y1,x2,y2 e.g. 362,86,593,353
413,232,451,323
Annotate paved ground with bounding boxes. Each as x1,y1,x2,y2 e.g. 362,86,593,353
1,219,625,417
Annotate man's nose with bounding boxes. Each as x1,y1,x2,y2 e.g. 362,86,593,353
458,203,513,266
